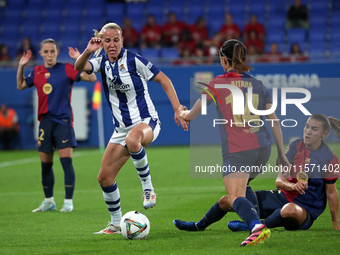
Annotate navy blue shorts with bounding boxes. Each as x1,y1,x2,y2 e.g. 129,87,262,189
256,189,314,230
222,145,271,180
38,117,77,152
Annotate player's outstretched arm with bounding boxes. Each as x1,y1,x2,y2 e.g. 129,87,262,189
178,99,202,122
153,71,188,131
74,38,102,72
69,47,97,82
326,183,340,230
16,50,32,90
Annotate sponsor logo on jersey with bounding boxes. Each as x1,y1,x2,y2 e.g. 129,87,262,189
43,83,52,94
107,75,131,92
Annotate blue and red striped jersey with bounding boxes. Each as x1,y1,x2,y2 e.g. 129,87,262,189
204,70,272,155
25,63,81,126
280,139,339,219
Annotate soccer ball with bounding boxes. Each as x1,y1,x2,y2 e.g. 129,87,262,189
120,211,150,240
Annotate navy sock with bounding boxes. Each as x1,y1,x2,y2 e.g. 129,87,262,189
263,208,286,228
41,162,54,198
196,202,227,229
233,197,261,231
245,186,259,217
60,157,75,199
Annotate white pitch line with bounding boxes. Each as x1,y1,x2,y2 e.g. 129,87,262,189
0,150,103,168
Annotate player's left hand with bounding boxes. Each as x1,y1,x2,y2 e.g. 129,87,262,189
68,47,80,60
175,106,188,131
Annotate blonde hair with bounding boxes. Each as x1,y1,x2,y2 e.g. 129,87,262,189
93,23,122,57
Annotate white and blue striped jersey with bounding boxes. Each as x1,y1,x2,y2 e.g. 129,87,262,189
89,48,160,128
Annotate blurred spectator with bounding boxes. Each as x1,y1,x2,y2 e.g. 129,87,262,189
193,47,212,65
16,37,36,61
0,44,11,62
244,14,265,41
245,30,264,54
178,28,196,54
204,32,223,62
162,12,187,47
0,104,19,150
172,47,195,65
286,0,309,29
122,18,139,48
220,13,240,40
141,14,162,49
245,44,258,63
259,42,288,63
189,17,208,48
290,42,308,62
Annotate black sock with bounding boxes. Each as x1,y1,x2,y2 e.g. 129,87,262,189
245,186,259,216
60,157,75,199
233,197,261,230
196,202,227,229
41,162,54,198
263,208,286,228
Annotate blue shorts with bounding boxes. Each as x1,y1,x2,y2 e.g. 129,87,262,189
256,189,314,230
38,116,77,152
222,145,271,180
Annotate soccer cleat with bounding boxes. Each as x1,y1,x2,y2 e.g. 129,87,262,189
32,201,56,212
173,220,205,231
60,202,74,212
142,189,156,209
228,220,250,232
93,222,121,234
239,224,270,247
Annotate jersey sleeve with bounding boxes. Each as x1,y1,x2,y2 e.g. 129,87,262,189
65,63,81,82
88,56,103,73
285,141,297,164
324,154,340,184
135,55,160,81
25,68,36,88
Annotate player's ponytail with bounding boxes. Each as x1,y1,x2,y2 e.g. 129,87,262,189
93,22,123,57
310,113,340,141
220,39,253,73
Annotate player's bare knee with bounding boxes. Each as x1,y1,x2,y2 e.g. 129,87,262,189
281,203,298,218
125,136,141,153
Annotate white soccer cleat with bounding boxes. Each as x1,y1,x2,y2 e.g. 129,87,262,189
93,222,121,234
32,201,56,212
60,202,74,212
142,189,156,209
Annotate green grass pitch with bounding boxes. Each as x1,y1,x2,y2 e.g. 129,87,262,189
0,145,340,255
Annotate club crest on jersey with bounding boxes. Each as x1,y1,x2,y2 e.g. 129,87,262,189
43,83,52,94
45,72,50,79
305,158,311,163
120,64,126,72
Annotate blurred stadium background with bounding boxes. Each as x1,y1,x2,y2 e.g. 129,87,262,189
0,0,340,150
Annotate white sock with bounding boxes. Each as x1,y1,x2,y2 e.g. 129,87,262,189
45,197,54,203
252,223,263,232
129,147,153,190
101,182,122,226
64,199,73,204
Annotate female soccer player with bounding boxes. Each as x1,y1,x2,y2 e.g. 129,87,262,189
16,39,97,212
177,39,290,246
74,22,188,234
175,114,340,232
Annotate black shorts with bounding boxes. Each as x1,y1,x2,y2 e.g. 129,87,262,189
38,117,77,152
256,189,314,230
222,145,271,180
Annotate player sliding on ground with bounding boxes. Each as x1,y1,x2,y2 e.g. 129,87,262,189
174,114,340,237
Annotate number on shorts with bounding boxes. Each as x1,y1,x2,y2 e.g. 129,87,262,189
39,129,45,141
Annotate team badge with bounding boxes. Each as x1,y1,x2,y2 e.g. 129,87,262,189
296,171,308,182
305,158,311,163
45,72,50,79
38,140,41,147
43,83,53,94
120,64,126,72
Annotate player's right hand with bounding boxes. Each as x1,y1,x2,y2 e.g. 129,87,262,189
293,181,308,194
86,37,102,53
19,50,32,66
179,105,191,122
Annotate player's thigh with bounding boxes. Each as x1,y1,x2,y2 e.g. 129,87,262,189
126,118,161,148
39,151,54,163
37,117,55,153
54,123,77,150
255,189,288,218
58,147,73,158
98,142,130,185
223,172,249,204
